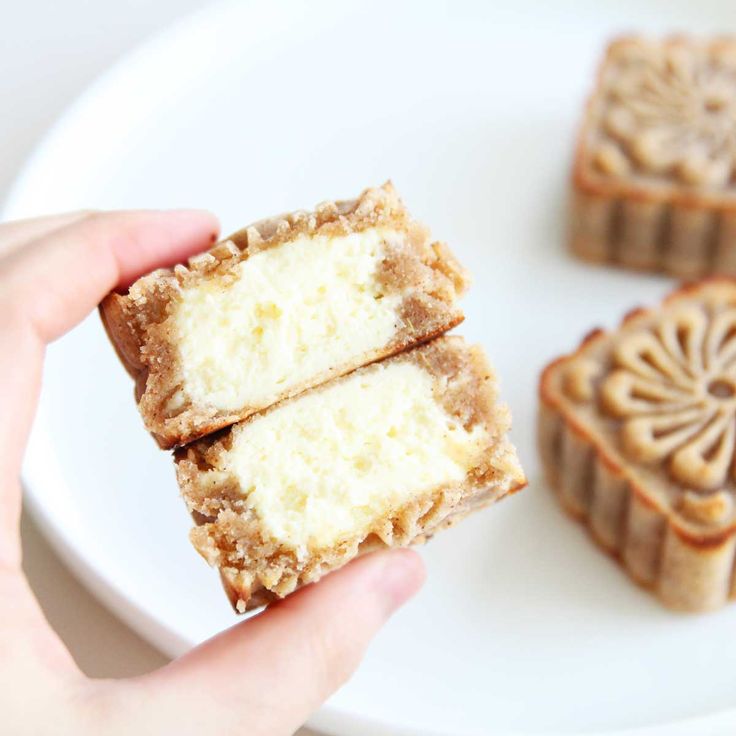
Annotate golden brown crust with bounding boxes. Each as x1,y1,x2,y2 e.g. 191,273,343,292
570,36,736,277
178,336,526,612
100,182,469,448
539,278,736,611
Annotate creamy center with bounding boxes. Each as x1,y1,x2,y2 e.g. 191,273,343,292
222,361,488,553
175,228,402,411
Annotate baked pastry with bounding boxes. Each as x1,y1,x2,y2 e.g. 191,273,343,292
178,336,525,611
571,36,736,277
539,279,736,611
101,182,468,448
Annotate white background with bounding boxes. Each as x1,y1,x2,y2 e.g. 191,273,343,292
3,1,316,732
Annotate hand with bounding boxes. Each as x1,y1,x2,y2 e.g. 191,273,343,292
0,210,425,736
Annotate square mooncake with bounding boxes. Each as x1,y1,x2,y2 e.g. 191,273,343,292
178,336,525,611
571,36,736,277
101,183,468,448
540,279,736,611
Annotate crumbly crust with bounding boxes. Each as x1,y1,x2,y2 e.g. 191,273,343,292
539,278,736,611
100,182,469,448
177,336,526,612
570,36,736,277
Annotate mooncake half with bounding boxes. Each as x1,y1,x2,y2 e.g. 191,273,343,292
101,183,468,448
177,336,525,611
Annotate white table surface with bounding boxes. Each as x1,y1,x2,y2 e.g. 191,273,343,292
3,1,318,731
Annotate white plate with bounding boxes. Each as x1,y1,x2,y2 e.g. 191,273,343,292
7,1,736,734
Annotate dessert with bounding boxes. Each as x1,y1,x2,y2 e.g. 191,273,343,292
101,183,468,448
570,36,736,277
539,279,736,611
178,336,525,611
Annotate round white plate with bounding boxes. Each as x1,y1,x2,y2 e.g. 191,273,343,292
7,1,736,734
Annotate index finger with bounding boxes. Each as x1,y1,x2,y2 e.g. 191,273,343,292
0,209,219,343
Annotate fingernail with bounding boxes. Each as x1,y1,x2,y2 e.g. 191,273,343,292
374,549,426,615
164,209,220,245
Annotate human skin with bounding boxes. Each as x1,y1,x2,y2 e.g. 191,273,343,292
0,210,426,736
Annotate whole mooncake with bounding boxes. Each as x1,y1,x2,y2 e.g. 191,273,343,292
540,279,736,611
571,36,736,277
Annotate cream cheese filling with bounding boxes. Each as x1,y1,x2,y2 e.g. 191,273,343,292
174,228,402,412
220,361,489,554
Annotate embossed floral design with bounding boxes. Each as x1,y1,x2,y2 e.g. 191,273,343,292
593,40,736,188
601,304,736,493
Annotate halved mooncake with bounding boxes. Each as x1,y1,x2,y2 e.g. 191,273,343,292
571,36,736,277
101,183,468,448
540,279,736,611
178,336,525,611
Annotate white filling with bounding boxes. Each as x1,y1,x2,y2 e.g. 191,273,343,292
220,361,489,553
174,229,401,411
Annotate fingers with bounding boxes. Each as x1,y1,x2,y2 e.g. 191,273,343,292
0,209,219,343
0,211,92,256
139,550,425,736
0,210,218,563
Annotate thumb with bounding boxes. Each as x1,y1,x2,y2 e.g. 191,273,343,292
135,549,425,736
